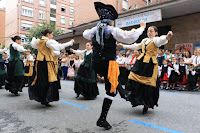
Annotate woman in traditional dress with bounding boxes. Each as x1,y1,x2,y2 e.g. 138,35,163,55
0,43,7,89
118,26,173,114
29,29,74,106
24,49,34,86
5,36,27,96
71,42,99,99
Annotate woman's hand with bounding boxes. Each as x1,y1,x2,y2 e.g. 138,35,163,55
166,31,173,40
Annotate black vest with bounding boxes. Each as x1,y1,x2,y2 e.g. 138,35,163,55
92,34,116,61
179,65,186,74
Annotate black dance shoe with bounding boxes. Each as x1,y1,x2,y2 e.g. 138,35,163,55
76,94,80,98
143,107,148,114
97,119,112,130
14,92,20,96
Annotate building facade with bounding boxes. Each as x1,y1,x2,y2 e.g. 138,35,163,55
5,0,75,46
0,8,5,44
54,0,200,52
73,0,165,26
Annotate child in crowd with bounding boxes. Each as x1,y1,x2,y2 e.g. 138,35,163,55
168,57,178,89
176,58,187,91
160,59,170,89
187,64,196,91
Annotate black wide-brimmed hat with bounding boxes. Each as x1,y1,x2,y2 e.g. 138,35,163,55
94,2,118,20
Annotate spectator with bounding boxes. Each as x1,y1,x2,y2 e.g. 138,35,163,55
157,49,165,66
184,50,193,69
61,53,69,80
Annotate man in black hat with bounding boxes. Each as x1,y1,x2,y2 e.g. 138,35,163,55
83,2,146,130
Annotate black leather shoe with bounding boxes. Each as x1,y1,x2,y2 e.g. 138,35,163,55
143,107,148,114
14,92,20,96
97,119,112,130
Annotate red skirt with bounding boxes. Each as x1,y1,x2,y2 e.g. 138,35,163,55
177,75,187,85
160,73,169,83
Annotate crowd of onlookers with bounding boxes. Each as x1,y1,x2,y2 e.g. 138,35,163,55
116,48,200,91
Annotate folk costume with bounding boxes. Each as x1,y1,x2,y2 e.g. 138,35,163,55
168,63,178,89
73,49,99,99
53,51,61,90
122,36,169,110
5,42,26,95
83,2,144,130
0,48,7,88
24,52,34,86
160,64,170,84
186,69,196,91
29,36,73,105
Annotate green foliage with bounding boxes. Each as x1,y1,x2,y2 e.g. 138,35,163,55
25,21,64,54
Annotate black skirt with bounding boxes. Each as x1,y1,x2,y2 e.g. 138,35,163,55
0,74,6,87
125,79,159,109
74,62,99,99
74,79,99,99
169,71,177,84
5,76,24,93
28,60,59,103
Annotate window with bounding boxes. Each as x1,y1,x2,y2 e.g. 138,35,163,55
50,8,56,18
61,16,66,24
22,6,33,17
40,0,45,7
122,0,128,11
134,4,137,9
60,28,65,32
61,4,66,12
39,10,45,20
21,20,33,31
22,0,33,4
50,21,56,26
70,7,74,15
69,18,74,26
51,0,56,5
70,0,74,4
38,23,43,26
21,34,29,44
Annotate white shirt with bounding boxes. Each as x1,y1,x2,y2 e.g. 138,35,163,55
30,36,73,51
74,59,80,68
83,26,145,44
116,56,126,65
0,48,7,54
52,51,61,56
123,36,168,50
26,54,34,62
11,42,26,52
73,49,92,58
193,56,200,66
174,64,187,74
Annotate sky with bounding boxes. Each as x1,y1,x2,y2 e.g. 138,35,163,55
0,0,5,8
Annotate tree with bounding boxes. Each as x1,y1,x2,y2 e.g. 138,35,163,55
25,21,64,54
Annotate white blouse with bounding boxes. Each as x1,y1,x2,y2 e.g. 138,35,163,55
73,49,92,58
83,26,144,44
26,54,34,62
30,36,73,51
0,48,7,54
116,56,126,65
123,36,168,50
11,42,26,52
52,51,61,56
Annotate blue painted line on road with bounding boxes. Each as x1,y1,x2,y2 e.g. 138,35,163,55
61,100,88,109
160,91,183,94
130,120,184,133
